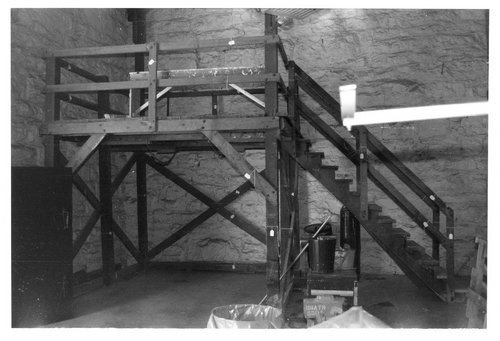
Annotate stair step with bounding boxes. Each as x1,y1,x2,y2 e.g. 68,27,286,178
368,203,382,220
404,240,427,260
375,215,396,224
321,165,339,171
433,266,448,279
334,178,353,185
418,258,440,270
306,151,325,159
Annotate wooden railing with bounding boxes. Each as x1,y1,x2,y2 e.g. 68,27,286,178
289,61,455,298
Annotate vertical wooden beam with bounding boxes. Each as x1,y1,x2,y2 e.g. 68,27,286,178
264,14,278,116
99,144,115,285
446,207,455,300
432,207,440,260
44,57,61,167
356,127,368,220
265,129,280,302
97,80,115,285
147,42,158,127
136,153,148,269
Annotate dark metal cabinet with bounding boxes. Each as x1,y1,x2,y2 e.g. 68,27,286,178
12,167,73,327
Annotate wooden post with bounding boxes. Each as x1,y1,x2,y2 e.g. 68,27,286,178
264,13,280,304
265,129,280,302
432,207,440,260
136,153,148,269
264,14,278,117
446,207,455,300
99,144,115,285
97,77,115,285
44,57,61,167
356,127,368,220
147,42,158,127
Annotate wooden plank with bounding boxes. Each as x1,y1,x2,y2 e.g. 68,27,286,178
57,59,102,82
134,87,172,116
147,42,158,126
66,133,107,173
158,35,277,54
43,117,277,136
42,118,154,135
229,83,265,108
157,73,279,88
99,145,115,285
46,80,149,94
166,87,266,98
44,57,60,167
202,130,277,205
59,93,127,116
136,153,149,268
130,66,264,81
51,43,148,58
149,261,266,273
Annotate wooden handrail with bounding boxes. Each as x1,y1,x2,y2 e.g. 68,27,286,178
297,99,448,246
293,63,453,220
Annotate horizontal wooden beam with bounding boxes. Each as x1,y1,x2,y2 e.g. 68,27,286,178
158,35,278,54
164,87,266,98
46,80,149,93
42,117,278,136
51,43,149,58
42,118,154,135
57,59,103,82
157,73,279,88
58,93,127,116
129,66,264,81
149,261,266,273
45,75,277,94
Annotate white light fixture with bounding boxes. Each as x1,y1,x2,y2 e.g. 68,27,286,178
339,84,489,130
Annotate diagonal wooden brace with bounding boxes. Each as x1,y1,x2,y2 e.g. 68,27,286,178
145,156,267,249
147,171,267,260
201,130,277,205
66,133,107,173
229,84,265,108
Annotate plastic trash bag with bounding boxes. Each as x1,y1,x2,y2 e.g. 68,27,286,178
311,306,390,328
207,304,284,329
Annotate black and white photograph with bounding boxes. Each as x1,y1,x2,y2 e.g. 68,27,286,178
6,1,495,333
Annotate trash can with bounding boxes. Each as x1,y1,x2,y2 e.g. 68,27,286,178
308,236,337,273
207,304,283,328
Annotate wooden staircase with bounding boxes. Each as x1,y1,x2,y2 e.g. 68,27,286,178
284,61,456,302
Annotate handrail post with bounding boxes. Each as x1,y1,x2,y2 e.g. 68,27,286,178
356,127,368,220
147,42,158,129
432,207,440,260
446,207,455,300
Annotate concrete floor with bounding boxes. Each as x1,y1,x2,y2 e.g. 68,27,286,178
49,269,468,328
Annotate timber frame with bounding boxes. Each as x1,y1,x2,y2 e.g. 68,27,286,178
42,11,458,312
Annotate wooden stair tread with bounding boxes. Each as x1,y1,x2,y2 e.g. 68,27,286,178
368,203,382,212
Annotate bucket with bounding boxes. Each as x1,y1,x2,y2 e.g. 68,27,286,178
308,236,336,273
207,304,283,328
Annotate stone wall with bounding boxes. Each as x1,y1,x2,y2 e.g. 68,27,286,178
11,8,131,273
133,8,488,275
11,9,488,277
